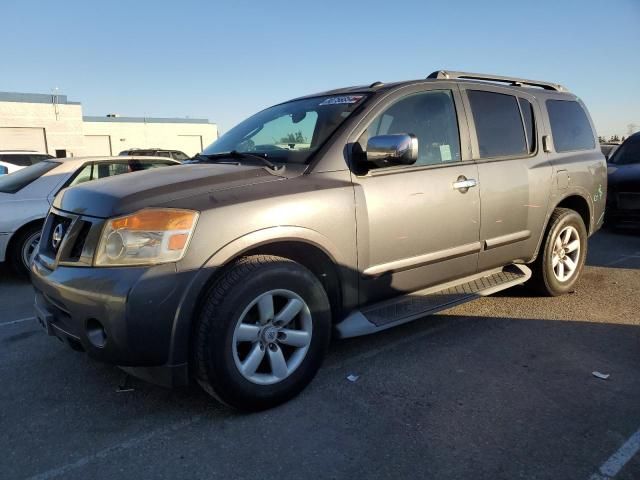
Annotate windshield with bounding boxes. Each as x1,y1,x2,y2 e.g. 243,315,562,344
0,160,59,194
609,135,640,165
202,94,368,164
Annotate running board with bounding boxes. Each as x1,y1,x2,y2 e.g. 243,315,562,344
335,264,531,339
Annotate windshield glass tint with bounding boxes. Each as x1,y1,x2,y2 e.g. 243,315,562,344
610,136,640,165
0,160,58,194
203,94,367,164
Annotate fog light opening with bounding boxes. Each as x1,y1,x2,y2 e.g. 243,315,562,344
86,318,107,348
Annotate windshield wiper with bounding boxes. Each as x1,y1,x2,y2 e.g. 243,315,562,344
197,151,282,171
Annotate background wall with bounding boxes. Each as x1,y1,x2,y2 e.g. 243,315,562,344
0,93,217,157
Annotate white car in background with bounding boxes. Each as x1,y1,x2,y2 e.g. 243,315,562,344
0,156,179,276
0,150,55,175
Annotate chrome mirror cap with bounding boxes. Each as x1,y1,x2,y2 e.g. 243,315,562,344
366,134,418,167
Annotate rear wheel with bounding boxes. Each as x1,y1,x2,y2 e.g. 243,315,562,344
8,223,42,278
529,208,587,296
194,255,331,411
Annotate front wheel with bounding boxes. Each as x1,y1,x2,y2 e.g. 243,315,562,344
529,208,588,296
8,224,42,278
194,255,331,411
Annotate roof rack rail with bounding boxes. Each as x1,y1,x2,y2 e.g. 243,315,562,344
427,70,567,92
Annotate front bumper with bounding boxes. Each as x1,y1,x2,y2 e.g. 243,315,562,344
31,256,199,387
0,232,10,262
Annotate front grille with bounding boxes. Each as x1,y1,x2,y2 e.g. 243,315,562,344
68,221,92,260
40,213,74,259
37,209,100,267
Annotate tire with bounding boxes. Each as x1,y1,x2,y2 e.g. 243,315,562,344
529,208,588,296
8,223,42,278
194,255,332,411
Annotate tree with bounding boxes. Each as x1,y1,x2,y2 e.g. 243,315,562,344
598,136,607,144
280,131,307,144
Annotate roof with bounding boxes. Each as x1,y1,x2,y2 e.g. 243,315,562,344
292,71,574,102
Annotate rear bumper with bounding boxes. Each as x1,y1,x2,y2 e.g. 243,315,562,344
31,257,201,387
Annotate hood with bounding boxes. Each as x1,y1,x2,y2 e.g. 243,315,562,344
54,163,292,218
608,164,640,193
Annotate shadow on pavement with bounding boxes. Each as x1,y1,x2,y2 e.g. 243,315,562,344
2,310,639,480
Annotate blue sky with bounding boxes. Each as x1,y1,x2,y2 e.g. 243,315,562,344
1,0,638,138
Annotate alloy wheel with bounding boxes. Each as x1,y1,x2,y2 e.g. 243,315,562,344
232,289,312,385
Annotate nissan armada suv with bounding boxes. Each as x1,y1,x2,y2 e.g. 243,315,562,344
31,71,607,410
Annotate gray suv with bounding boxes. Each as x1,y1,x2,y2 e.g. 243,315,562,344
31,71,607,410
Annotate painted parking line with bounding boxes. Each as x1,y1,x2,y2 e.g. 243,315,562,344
0,316,35,327
26,415,203,480
589,427,640,480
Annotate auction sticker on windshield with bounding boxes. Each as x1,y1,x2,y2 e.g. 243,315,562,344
319,95,364,106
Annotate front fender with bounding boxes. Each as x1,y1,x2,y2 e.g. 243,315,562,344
166,226,351,367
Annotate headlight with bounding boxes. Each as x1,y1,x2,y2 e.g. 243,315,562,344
95,208,199,266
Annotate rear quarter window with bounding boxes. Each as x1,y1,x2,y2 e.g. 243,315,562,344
546,100,595,152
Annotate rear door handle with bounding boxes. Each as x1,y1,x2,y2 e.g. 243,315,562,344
453,176,477,192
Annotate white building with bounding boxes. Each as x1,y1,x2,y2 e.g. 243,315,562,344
0,91,218,157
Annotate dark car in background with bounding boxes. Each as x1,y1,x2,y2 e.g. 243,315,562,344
606,132,640,226
119,148,190,161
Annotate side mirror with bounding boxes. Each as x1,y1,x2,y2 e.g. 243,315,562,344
0,165,8,175
366,134,418,167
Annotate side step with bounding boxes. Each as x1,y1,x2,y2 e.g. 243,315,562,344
335,264,531,339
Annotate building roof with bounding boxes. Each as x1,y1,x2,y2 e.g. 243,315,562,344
0,91,214,125
0,91,81,105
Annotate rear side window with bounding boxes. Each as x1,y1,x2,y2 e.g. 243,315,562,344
0,161,58,193
546,100,595,152
468,90,527,158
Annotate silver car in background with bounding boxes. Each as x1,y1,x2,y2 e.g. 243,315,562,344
0,156,178,275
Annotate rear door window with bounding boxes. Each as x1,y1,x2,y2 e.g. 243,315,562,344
467,90,527,158
546,100,595,152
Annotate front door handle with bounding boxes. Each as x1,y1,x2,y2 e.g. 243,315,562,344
453,176,478,193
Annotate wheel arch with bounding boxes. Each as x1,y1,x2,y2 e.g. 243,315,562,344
529,192,592,263
6,218,45,256
171,229,355,369
555,194,592,234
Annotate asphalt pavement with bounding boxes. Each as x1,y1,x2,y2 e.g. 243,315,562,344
0,228,639,480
